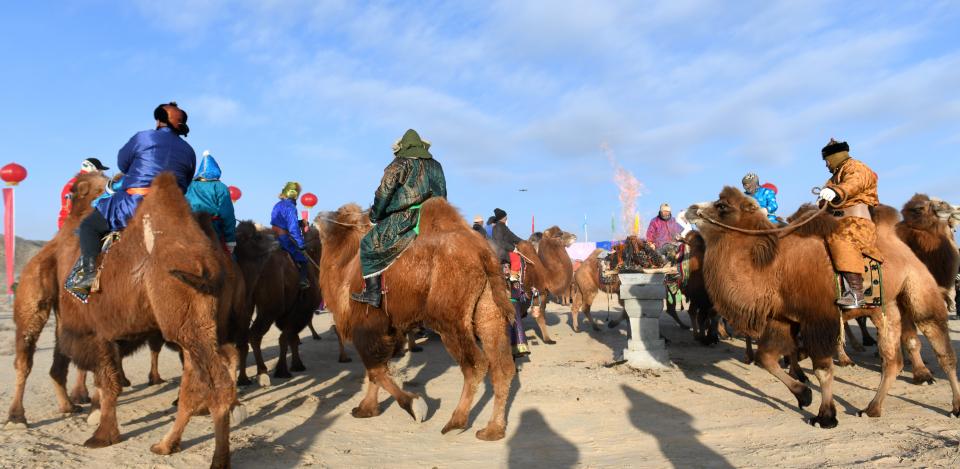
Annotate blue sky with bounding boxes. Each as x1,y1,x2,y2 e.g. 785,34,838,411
3,1,959,241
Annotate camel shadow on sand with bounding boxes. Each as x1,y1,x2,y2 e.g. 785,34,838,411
507,409,579,469
622,385,734,468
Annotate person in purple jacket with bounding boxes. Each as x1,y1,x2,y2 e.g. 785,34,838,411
67,102,196,295
645,203,684,253
271,181,311,289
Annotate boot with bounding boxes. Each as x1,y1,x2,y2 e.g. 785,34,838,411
296,261,310,290
837,272,864,310
67,256,98,295
351,275,382,308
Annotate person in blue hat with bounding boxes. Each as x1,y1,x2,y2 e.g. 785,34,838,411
185,150,237,253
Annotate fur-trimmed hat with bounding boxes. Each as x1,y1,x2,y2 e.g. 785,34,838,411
821,139,849,159
494,208,507,222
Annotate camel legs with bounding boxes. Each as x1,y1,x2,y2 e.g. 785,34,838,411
368,365,426,422
289,330,306,372
307,317,322,341
912,318,960,416
856,316,876,346
755,321,813,410
147,335,165,385
70,368,91,405
248,312,273,377
49,343,81,415
332,326,351,363
85,341,122,448
274,330,293,379
861,306,904,418
810,356,838,428
530,303,556,345
438,328,488,434
5,301,49,426
901,317,934,385
473,291,516,441
151,351,200,456
352,376,383,418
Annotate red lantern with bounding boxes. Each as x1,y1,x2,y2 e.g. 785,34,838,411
300,192,318,208
1,163,27,186
228,186,242,202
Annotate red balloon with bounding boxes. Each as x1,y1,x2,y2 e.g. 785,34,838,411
300,192,318,208
0,163,27,186
228,185,242,202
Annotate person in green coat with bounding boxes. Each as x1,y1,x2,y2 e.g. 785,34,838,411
352,129,447,308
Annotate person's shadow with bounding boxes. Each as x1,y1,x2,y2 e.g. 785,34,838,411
622,384,734,468
507,409,579,469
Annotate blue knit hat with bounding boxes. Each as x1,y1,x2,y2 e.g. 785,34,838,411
195,150,222,181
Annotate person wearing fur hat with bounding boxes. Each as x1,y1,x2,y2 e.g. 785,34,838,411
272,181,311,289
68,102,195,295
742,173,780,223
818,139,882,309
186,150,237,253
58,157,109,230
352,129,447,308
472,215,487,238
491,208,524,279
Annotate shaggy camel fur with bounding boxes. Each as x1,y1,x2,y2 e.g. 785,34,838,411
678,231,723,345
570,249,621,332
689,187,960,428
317,199,515,440
5,172,238,468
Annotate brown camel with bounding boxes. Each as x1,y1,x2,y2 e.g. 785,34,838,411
897,193,960,313
570,248,622,332
5,172,238,468
688,187,960,428
513,225,574,343
316,199,515,440
234,221,342,385
678,231,723,345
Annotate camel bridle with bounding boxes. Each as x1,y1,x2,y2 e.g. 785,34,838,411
696,203,829,239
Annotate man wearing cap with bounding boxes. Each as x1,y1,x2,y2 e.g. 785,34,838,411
491,208,525,280
472,215,487,238
742,173,780,224
186,150,237,254
352,129,447,308
272,182,311,289
646,203,684,252
67,102,196,295
58,158,109,230
818,139,882,309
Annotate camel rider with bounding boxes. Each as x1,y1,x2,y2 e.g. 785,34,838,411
352,129,447,308
272,182,311,289
492,208,524,280
67,102,195,295
817,139,882,309
58,158,110,230
742,173,779,223
186,151,237,254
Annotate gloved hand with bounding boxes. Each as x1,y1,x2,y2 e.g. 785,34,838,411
226,242,236,254
819,187,838,203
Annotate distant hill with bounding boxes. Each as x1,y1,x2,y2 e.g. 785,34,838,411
0,235,47,291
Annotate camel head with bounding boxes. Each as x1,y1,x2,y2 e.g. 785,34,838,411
314,203,370,248
690,187,779,267
70,171,110,216
542,226,578,247
901,194,943,231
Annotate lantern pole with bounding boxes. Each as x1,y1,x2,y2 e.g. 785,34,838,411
3,186,14,297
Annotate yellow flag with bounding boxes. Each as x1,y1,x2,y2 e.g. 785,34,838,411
633,212,640,235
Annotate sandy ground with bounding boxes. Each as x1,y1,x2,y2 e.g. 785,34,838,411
1,295,960,469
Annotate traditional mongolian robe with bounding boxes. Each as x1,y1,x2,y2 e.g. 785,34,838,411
271,198,307,263
96,127,196,231
186,154,237,244
824,156,882,273
360,130,447,277
751,186,779,223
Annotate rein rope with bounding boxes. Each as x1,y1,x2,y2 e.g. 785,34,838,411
698,203,829,238
318,217,373,228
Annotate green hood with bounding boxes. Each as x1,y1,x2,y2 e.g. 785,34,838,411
393,129,433,159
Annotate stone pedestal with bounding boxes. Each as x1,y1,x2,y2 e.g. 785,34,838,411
619,272,670,369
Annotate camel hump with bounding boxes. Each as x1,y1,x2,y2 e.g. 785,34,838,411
418,197,468,234
150,172,181,192
587,248,604,260
872,204,900,227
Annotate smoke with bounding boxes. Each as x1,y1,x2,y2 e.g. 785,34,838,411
602,143,644,236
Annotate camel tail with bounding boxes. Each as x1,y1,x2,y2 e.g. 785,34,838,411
169,269,223,296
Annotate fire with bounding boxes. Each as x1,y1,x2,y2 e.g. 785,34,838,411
602,143,644,236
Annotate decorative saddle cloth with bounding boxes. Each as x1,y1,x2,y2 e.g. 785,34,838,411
64,232,121,304
835,255,883,309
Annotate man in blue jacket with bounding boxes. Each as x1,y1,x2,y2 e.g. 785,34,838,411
272,182,311,289
186,150,237,253
68,102,196,295
742,173,779,223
